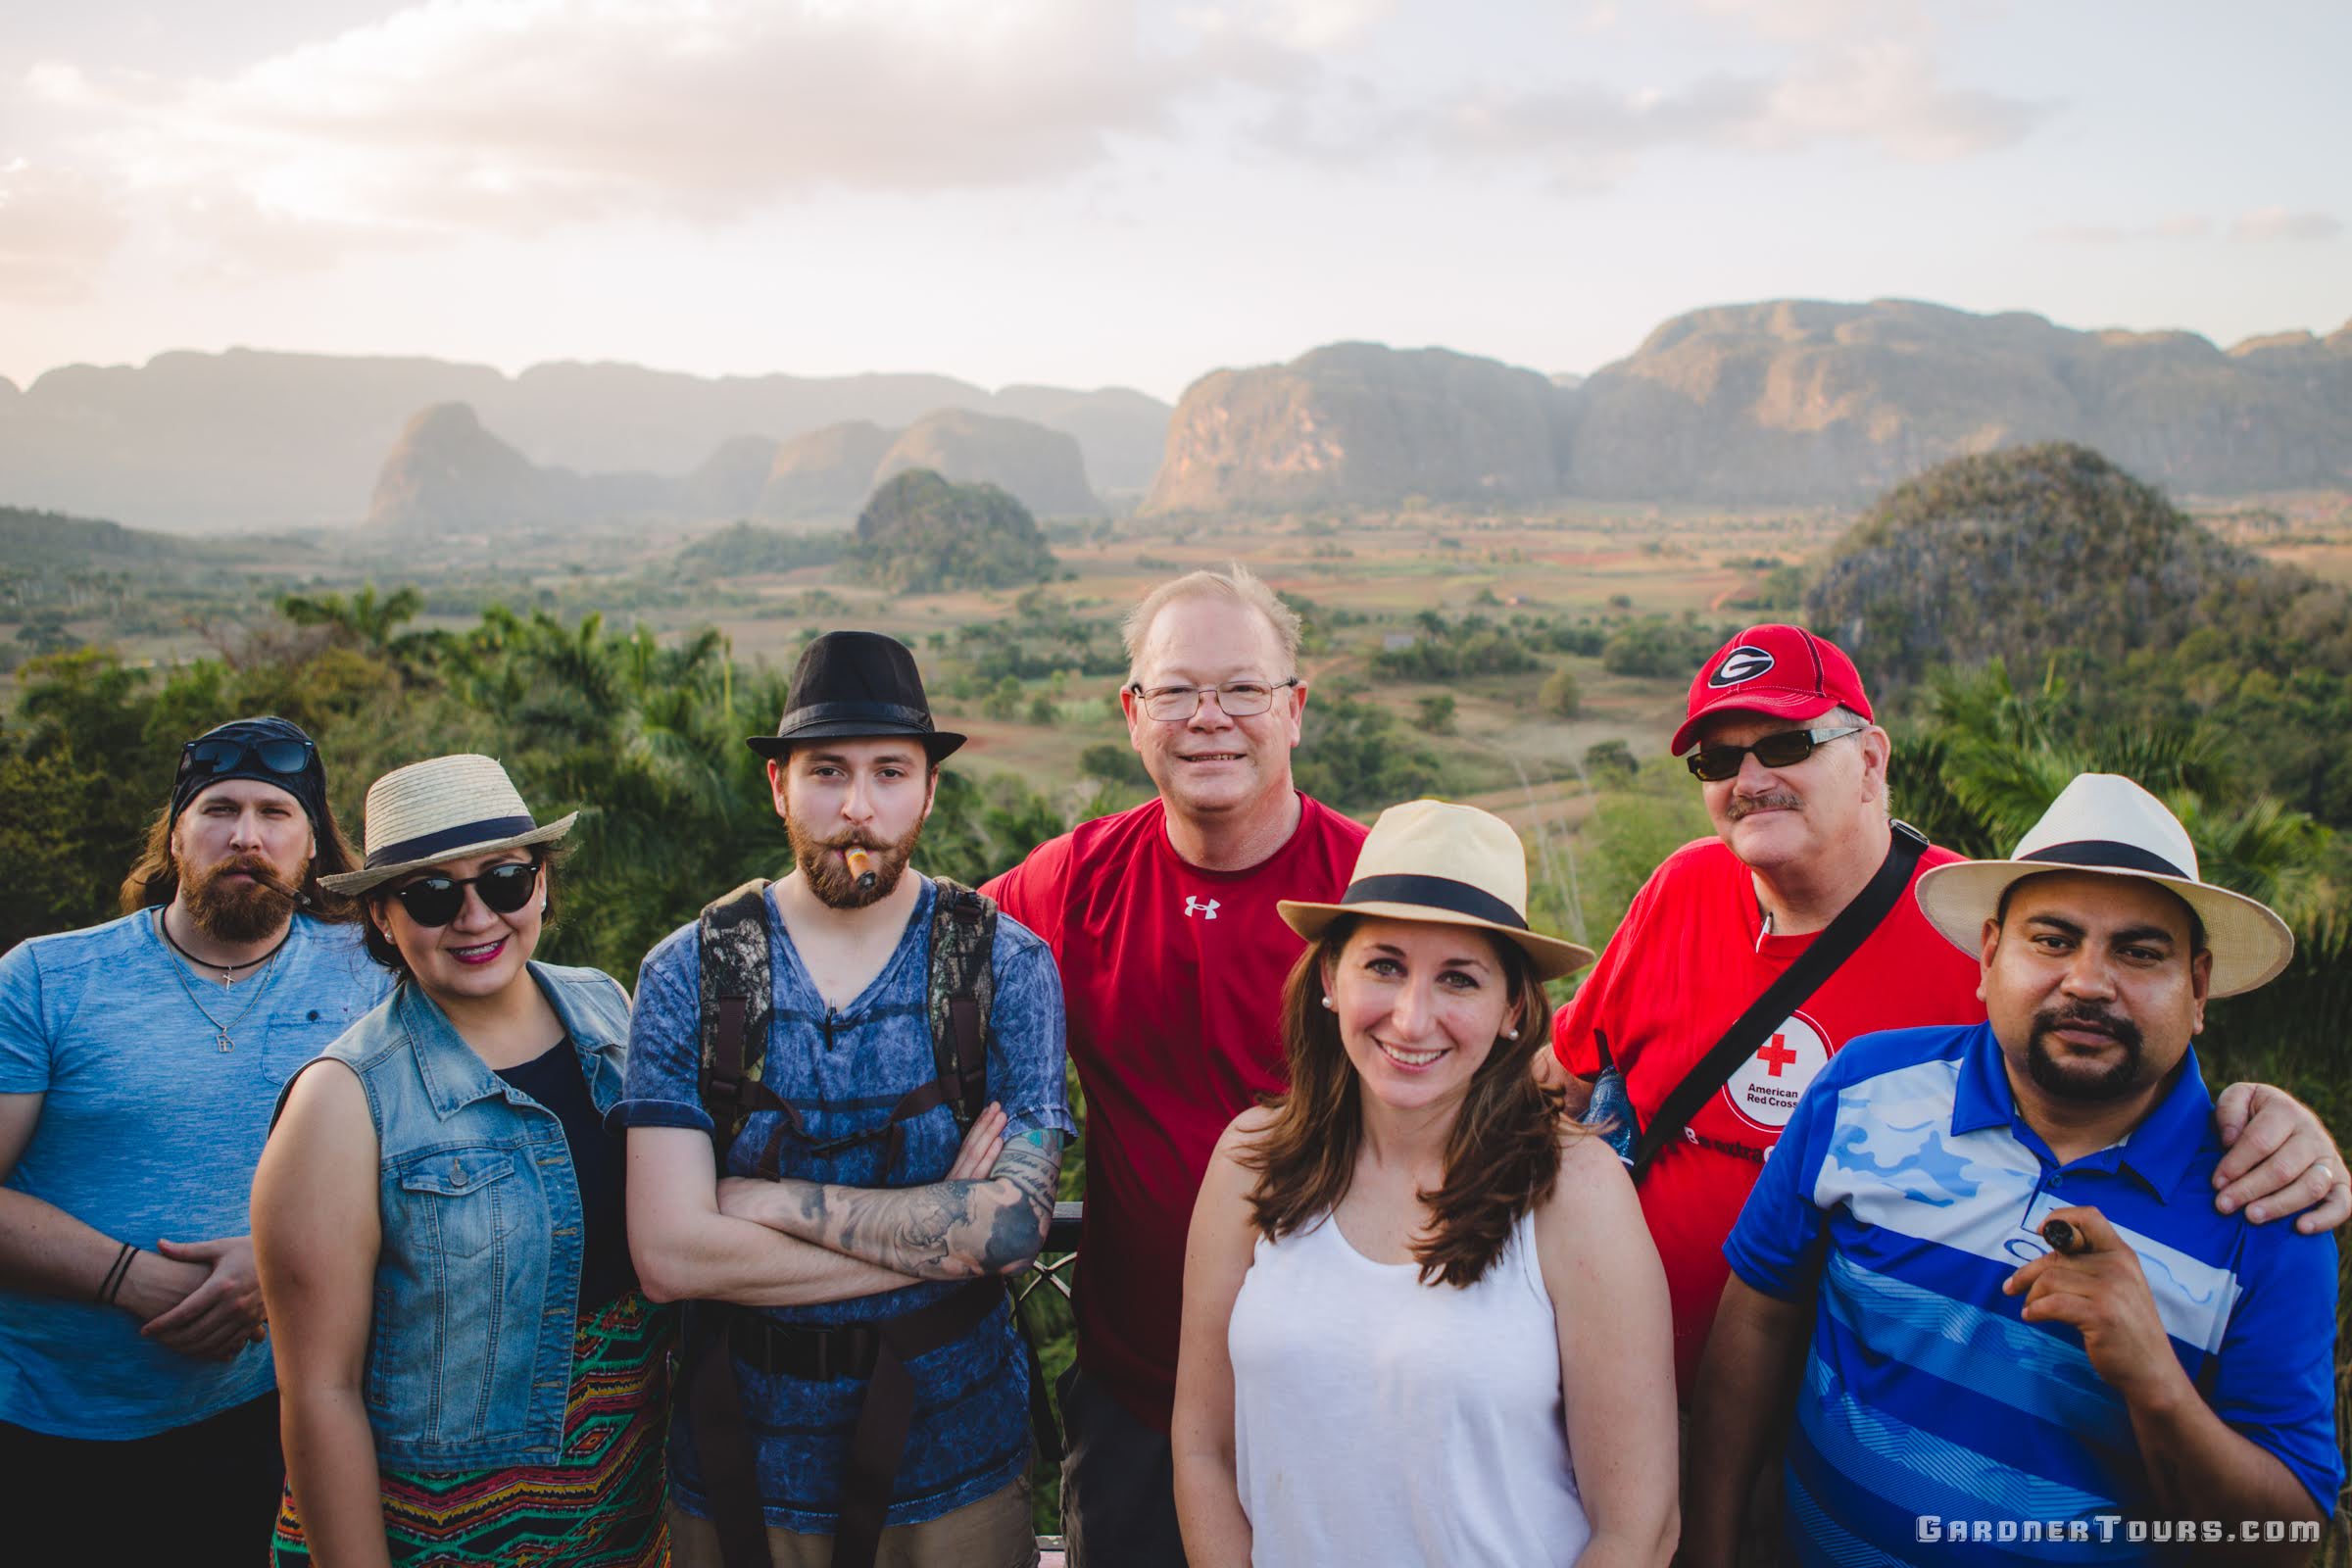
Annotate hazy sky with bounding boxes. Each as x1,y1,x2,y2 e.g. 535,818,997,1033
2,0,2344,401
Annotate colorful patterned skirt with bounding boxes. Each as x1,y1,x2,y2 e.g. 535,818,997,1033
273,1292,674,1567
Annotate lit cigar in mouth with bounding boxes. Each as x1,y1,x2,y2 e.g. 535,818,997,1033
2040,1217,2087,1256
846,848,877,894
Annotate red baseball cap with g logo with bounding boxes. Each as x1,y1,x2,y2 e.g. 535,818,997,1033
1670,624,1873,756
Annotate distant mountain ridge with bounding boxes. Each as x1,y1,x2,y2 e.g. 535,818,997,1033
11,299,2352,531
1145,301,2352,514
0,349,1164,532
367,404,1098,532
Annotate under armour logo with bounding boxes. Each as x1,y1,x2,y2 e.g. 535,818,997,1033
1184,896,1221,919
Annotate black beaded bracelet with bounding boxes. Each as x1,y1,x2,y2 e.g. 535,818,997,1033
96,1242,138,1305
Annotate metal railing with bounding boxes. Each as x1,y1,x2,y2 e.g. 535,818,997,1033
1015,1200,1083,1308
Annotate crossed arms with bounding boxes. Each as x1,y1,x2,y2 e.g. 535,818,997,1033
629,1103,1061,1307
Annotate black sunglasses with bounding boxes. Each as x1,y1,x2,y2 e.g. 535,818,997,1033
178,736,316,781
391,860,542,927
1686,725,1865,783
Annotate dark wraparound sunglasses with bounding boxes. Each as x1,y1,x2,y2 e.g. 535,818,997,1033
392,860,542,927
177,736,317,782
1686,725,1865,782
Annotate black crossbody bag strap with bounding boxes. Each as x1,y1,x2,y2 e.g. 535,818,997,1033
1631,821,1929,1181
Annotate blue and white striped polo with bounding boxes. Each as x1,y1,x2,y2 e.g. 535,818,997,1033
1724,1022,2341,1565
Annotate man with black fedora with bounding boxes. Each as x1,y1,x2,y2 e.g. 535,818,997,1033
1688,774,2340,1563
0,715,391,1556
622,631,1072,1568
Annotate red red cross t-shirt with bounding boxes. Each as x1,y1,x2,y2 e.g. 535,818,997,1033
984,794,1367,1431
1552,835,1984,1395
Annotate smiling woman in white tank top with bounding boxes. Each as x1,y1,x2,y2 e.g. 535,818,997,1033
1171,802,1679,1567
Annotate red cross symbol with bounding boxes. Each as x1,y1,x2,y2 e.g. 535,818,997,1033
1756,1034,1799,1077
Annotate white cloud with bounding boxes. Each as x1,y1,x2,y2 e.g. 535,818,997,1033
1430,42,2047,180
1178,0,1396,52
24,0,1193,253
1682,0,1933,43
2230,207,2341,243
2047,210,2341,247
2043,216,2211,245
0,0,2060,300
0,160,130,302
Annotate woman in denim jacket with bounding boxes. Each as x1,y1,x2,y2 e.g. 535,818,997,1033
253,756,670,1567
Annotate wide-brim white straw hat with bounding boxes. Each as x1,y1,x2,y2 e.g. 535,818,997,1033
1277,799,1595,981
1913,772,2293,998
318,754,579,896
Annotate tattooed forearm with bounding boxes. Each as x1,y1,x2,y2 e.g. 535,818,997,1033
755,1130,1063,1282
979,1131,1060,1275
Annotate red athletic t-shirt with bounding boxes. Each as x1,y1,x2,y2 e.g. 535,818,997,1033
983,794,1367,1431
1551,835,1984,1396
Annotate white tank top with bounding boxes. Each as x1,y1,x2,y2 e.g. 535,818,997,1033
1227,1203,1592,1566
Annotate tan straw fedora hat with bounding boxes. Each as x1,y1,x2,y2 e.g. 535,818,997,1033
1913,772,2293,998
318,754,579,897
1278,799,1594,981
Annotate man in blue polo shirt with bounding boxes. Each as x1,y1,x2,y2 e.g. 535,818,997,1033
1688,774,2340,1565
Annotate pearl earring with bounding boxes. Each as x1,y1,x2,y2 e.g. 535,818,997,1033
1320,995,1336,1010
1501,1026,1520,1040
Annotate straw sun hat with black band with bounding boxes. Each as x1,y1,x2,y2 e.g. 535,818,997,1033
1278,799,1594,980
318,755,577,898
1913,772,2293,998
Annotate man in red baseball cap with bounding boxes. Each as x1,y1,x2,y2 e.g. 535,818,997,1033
1549,623,2348,1404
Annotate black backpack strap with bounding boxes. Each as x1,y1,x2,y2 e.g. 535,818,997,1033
698,878,781,1165
925,879,997,1136
1631,821,1930,1181
920,878,1063,1462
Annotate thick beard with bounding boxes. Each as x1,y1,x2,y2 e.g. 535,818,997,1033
182,851,305,944
2024,1004,2145,1102
786,813,925,910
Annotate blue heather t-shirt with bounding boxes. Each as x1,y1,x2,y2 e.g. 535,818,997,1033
0,909,389,1438
1725,1023,2341,1565
619,875,1073,1531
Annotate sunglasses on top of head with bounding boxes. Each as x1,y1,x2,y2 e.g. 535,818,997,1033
1685,725,1865,783
178,736,317,782
390,860,542,927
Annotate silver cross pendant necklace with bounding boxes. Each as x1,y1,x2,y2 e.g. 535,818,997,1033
157,912,284,1052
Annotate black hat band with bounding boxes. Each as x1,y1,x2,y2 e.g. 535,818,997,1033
1341,874,1528,931
2018,840,2188,881
367,814,539,869
773,700,936,738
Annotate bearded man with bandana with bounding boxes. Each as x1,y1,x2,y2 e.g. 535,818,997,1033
0,715,390,1556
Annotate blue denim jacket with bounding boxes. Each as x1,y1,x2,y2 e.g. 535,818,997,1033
282,961,631,1468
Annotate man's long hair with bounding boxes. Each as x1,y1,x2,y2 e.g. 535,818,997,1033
118,795,365,924
1242,916,1576,1287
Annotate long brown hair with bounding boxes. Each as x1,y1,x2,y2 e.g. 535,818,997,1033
1243,915,1579,1287
118,797,364,924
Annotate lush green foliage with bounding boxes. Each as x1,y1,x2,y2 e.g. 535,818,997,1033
1370,610,1540,680
672,522,850,578
852,469,1056,594
0,599,1065,970
1600,612,1728,677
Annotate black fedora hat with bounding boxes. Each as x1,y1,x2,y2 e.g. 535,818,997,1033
748,630,966,761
